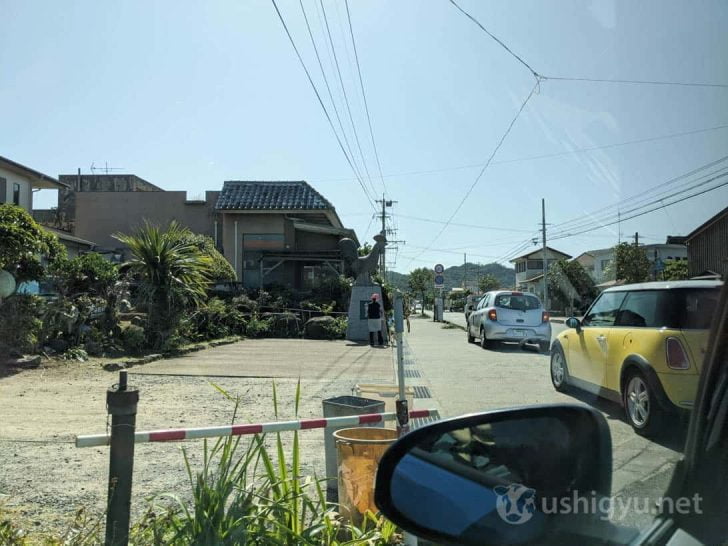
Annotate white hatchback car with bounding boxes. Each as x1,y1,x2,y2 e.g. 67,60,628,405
467,290,551,351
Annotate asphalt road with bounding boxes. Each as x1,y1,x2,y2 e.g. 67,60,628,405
404,313,686,532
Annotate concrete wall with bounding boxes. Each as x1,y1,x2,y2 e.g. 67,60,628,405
74,191,219,251
0,166,33,211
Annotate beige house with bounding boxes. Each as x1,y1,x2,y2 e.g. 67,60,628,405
34,174,357,290
216,181,357,288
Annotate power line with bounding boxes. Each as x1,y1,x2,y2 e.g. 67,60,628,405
344,0,387,197
448,0,540,80
549,157,728,234
299,0,366,192
270,0,376,210
550,172,728,241
396,213,536,233
318,0,377,198
309,123,728,183
448,0,728,90
404,80,539,269
545,76,728,89
550,165,728,237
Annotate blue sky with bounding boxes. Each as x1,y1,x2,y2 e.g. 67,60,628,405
2,0,727,273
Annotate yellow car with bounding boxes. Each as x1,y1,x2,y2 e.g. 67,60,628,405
550,280,722,436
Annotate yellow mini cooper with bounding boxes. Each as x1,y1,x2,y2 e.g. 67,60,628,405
550,280,722,436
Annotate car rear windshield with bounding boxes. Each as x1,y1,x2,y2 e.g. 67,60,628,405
613,288,720,329
494,294,541,311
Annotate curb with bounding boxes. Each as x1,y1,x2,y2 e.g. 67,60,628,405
442,319,466,331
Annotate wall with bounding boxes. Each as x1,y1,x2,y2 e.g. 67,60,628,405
688,213,728,278
42,174,165,232
0,166,33,211
73,191,218,251
221,213,287,282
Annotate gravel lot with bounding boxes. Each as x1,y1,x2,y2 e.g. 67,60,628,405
0,353,378,538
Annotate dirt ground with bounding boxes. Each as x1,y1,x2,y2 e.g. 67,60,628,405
0,341,395,539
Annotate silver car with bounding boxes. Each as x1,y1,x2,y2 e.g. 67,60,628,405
466,290,551,351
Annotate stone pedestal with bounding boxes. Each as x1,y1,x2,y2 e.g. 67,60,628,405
346,285,388,343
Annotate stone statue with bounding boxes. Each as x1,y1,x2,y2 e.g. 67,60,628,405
339,231,387,286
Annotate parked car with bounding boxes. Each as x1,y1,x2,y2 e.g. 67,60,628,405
375,282,728,545
467,291,551,352
550,280,722,436
463,294,481,322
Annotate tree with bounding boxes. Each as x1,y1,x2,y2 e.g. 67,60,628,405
548,260,597,312
407,267,433,313
177,232,236,282
0,204,65,283
661,259,689,281
604,243,651,284
478,274,500,293
114,221,213,349
51,253,119,298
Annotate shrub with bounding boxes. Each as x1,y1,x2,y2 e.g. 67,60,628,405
188,298,246,341
121,324,146,355
303,316,346,340
0,295,42,355
245,316,272,338
61,346,89,362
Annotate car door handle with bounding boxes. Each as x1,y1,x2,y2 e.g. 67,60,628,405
596,335,607,342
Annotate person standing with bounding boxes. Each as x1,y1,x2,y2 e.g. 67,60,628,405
367,293,384,346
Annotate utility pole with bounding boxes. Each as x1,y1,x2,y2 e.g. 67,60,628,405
463,253,467,289
376,195,396,279
542,198,548,311
634,232,639,246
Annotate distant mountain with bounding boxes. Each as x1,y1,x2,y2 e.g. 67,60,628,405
387,262,515,293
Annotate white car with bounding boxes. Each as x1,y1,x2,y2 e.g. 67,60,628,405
467,290,551,351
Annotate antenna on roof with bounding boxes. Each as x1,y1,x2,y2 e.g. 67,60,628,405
90,161,124,174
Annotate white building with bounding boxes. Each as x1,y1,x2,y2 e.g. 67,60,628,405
510,247,572,298
575,242,687,284
0,155,66,212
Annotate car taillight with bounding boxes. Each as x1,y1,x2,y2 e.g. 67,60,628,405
488,309,497,321
666,337,690,370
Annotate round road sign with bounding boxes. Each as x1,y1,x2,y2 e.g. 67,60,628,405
434,264,445,274
434,275,445,286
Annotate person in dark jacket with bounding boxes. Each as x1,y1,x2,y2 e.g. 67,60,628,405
367,293,384,346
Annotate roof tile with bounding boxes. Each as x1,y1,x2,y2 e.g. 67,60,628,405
215,181,333,211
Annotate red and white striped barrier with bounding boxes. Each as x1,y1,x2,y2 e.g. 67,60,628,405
75,408,438,448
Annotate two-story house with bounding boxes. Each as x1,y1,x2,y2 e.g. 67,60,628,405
510,247,572,298
1,156,95,257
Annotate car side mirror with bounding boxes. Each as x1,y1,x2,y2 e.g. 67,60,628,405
566,317,582,332
375,405,612,545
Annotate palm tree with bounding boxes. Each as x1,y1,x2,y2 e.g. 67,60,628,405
114,221,213,349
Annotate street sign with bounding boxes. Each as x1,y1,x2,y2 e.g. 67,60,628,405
434,263,444,274
434,274,445,287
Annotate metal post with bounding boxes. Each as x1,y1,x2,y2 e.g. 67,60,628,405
105,371,138,546
394,294,409,436
541,198,548,310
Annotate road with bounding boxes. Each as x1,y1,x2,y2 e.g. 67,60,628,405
404,314,686,531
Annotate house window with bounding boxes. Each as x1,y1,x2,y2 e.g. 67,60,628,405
516,262,526,273
600,259,611,270
13,183,21,206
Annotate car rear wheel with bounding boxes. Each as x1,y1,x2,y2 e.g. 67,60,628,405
622,370,663,436
550,346,570,392
539,341,550,353
479,328,493,350
467,328,475,343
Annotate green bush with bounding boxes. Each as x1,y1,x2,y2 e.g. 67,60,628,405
188,298,246,341
121,324,146,355
245,316,272,338
0,295,42,354
320,316,347,340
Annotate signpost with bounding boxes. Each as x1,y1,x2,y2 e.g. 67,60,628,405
433,264,445,321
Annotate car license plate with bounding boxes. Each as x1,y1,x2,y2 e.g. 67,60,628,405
514,329,526,337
